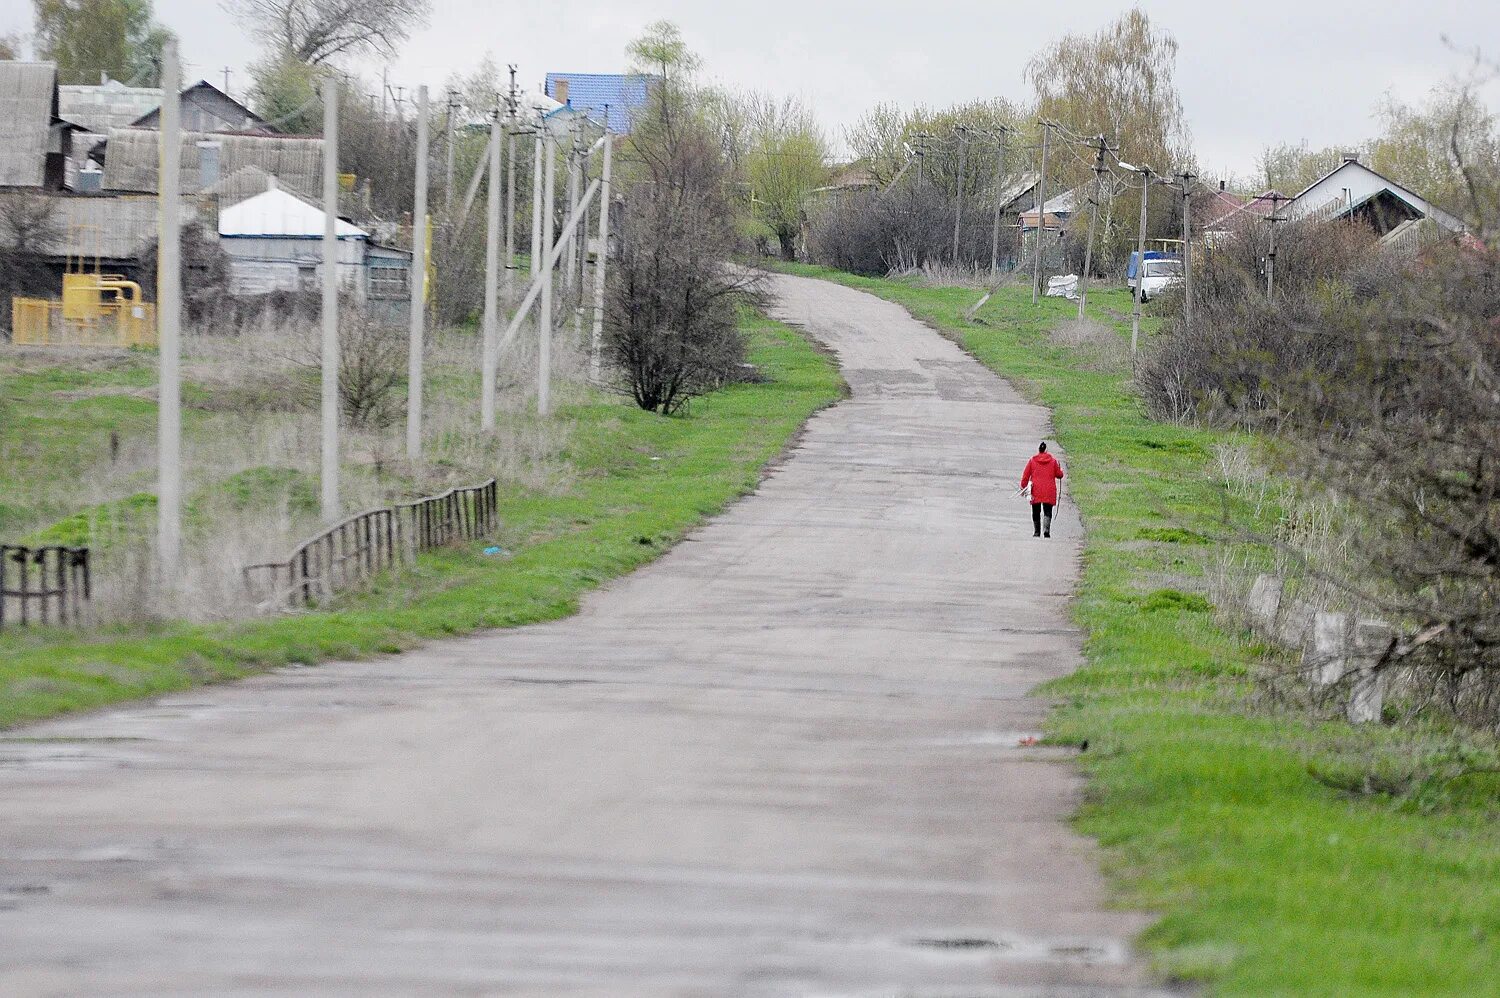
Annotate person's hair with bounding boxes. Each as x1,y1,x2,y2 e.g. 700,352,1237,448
1038,442,1048,452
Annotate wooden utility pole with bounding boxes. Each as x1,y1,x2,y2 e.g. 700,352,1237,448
319,74,341,516
1176,171,1196,327
481,106,502,431
407,85,429,460
530,129,543,276
914,132,930,188
1129,166,1151,355
1031,121,1050,305
989,127,1009,275
443,89,458,219
952,126,968,263
157,39,183,575
1265,193,1289,297
1076,134,1110,320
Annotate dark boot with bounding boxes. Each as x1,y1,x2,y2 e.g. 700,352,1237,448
1043,513,1052,538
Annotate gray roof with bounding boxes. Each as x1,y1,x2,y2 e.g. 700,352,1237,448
204,164,318,210
0,61,60,187
58,80,163,134
102,127,324,196
0,190,161,260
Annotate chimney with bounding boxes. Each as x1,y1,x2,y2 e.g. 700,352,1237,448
554,78,569,105
1219,179,1226,192
1342,152,1360,164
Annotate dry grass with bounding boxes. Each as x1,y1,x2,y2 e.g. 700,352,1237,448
1047,317,1130,372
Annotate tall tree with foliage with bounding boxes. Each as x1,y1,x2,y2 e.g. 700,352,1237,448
740,96,828,260
227,0,430,65
34,0,173,86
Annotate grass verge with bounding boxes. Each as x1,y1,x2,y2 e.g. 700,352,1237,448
772,262,1499,997
0,310,842,729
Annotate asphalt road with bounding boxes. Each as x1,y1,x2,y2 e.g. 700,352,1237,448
0,273,1159,996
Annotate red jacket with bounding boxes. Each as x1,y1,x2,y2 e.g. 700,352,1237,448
1021,452,1064,505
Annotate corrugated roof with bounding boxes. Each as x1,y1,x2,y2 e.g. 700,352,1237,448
204,164,317,210
544,73,657,133
0,190,160,259
58,80,163,133
219,186,365,239
103,127,324,196
0,61,60,187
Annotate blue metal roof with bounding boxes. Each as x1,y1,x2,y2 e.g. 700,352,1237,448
544,73,658,134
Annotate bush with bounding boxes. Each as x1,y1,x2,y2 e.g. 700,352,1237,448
807,184,1023,276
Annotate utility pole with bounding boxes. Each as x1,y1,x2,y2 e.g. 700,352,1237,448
914,132,930,189
563,119,581,289
380,66,388,125
407,85,429,460
1076,134,1110,320
157,39,183,578
220,66,231,93
530,129,543,276
989,127,1009,275
1031,121,1050,305
952,126,968,263
589,129,613,383
480,106,502,431
1126,165,1151,356
1176,170,1196,327
319,74,341,517
1265,193,1288,297
504,66,518,304
537,131,557,416
443,88,458,220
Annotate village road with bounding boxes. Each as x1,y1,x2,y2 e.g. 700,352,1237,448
0,273,1162,995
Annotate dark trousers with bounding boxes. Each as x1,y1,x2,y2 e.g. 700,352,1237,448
1031,502,1054,533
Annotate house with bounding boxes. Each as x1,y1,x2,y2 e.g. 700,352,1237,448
544,73,657,133
99,127,324,197
0,61,84,190
129,80,269,134
217,183,411,309
1285,156,1463,236
58,75,163,182
1200,188,1290,245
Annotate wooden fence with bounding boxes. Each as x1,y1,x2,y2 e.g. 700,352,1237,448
0,545,91,630
243,479,498,609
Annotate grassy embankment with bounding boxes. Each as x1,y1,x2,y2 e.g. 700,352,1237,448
775,262,1499,997
0,310,842,728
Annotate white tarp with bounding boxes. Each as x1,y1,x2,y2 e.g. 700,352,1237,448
1045,274,1079,299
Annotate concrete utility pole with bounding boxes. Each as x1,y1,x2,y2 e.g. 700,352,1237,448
952,126,968,263
989,127,1009,275
530,129,543,276
537,131,557,416
1076,134,1110,320
564,121,581,289
443,89,458,218
156,39,183,578
1176,170,1196,327
914,132,929,188
319,75,341,518
481,107,502,431
589,131,613,383
407,85,429,460
1031,121,1050,305
504,66,518,304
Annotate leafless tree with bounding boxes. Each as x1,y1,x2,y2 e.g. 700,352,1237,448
0,192,63,337
226,0,430,65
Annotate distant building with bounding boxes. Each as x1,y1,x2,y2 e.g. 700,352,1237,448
1285,156,1463,236
544,73,658,133
218,183,411,308
99,127,323,197
0,61,83,190
130,80,269,134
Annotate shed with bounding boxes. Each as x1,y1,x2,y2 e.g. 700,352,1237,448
58,78,164,134
131,80,270,134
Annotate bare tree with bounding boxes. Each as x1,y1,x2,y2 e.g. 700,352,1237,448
226,0,430,65
0,192,63,338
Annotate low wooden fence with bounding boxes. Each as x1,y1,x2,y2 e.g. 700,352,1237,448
0,545,91,630
243,479,497,609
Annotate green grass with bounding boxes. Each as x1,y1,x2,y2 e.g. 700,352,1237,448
773,262,1500,996
0,311,843,729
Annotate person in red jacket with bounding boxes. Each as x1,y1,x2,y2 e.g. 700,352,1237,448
1020,442,1065,538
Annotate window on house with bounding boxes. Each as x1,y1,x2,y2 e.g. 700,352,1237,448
368,265,410,299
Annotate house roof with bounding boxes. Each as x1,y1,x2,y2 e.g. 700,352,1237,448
219,185,365,239
1200,189,1290,230
58,78,163,134
130,79,269,131
204,164,317,210
544,73,657,133
0,61,60,187
1289,158,1464,231
996,172,1040,211
102,127,323,196
0,189,161,260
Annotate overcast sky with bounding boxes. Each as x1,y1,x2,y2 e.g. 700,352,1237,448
6,1,1497,179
